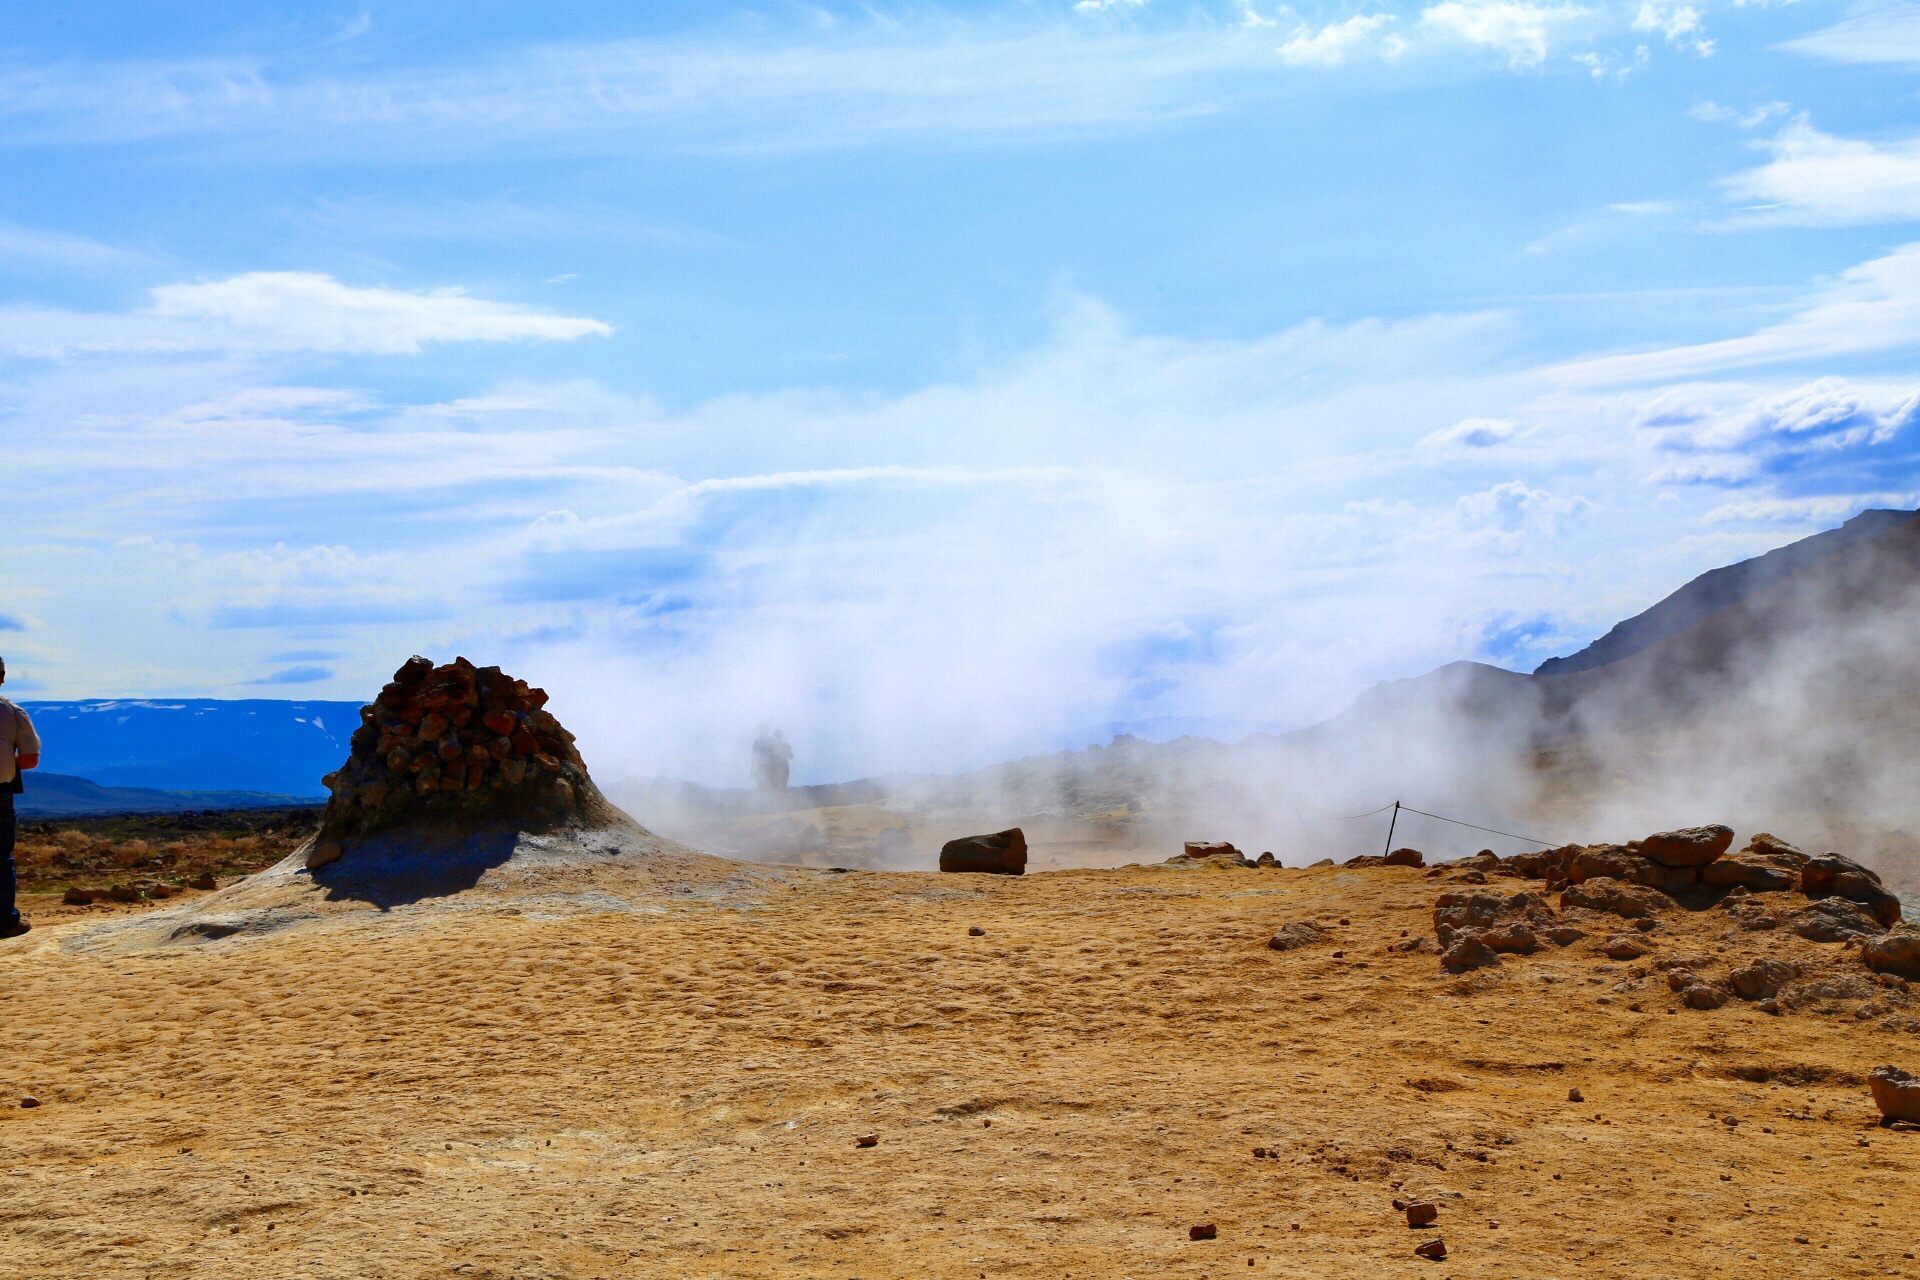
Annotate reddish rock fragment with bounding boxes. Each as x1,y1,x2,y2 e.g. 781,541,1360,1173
1189,1223,1218,1241
1414,1237,1447,1260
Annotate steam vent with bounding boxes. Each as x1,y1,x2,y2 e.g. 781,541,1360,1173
306,656,611,870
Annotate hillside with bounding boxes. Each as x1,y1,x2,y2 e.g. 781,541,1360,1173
18,699,358,796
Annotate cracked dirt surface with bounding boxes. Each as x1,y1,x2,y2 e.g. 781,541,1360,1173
1,859,1916,1278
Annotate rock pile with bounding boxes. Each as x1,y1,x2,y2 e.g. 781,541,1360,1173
306,656,609,870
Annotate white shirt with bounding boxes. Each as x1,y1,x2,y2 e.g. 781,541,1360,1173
0,697,40,785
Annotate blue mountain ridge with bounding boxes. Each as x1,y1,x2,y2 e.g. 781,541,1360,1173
16,699,362,797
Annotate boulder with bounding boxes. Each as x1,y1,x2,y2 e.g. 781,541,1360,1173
1728,958,1799,1001
1383,847,1425,868
1482,922,1538,954
1861,926,1920,975
1682,983,1728,1010
1256,852,1280,868
1565,846,1638,885
1432,889,1554,947
1183,841,1244,862
1560,877,1666,919
1869,1065,1920,1123
1460,850,1499,871
1441,933,1501,970
940,829,1027,876
1268,921,1329,952
1503,845,1576,880
1637,825,1734,868
1742,832,1812,870
1800,853,1902,928
1699,855,1800,893
1787,898,1886,943
1602,934,1655,960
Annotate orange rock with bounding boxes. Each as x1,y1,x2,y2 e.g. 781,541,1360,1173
483,711,517,736
511,730,538,756
534,753,561,771
418,713,449,741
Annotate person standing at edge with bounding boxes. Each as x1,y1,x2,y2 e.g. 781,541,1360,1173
0,656,42,939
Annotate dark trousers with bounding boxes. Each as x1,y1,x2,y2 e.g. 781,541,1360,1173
0,791,15,925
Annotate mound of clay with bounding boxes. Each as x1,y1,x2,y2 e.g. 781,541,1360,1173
307,655,619,870
939,829,1027,876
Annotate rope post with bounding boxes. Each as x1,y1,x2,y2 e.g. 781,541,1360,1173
1382,801,1400,859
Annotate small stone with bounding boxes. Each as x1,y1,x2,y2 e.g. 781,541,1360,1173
1405,1202,1438,1227
1440,933,1501,971
1568,1087,1584,1103
106,884,141,904
1413,1237,1447,1260
61,887,95,905
1603,934,1654,960
1190,1223,1218,1241
855,1134,878,1148
19,1097,39,1109
1392,1197,1409,1211
1253,1147,1267,1158
189,874,218,891
968,926,985,937
1683,984,1727,1010
1722,1115,1739,1127
1795,1235,1810,1244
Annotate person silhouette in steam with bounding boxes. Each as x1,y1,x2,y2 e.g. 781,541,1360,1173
751,728,792,792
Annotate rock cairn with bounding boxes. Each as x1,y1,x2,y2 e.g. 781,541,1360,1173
307,656,604,869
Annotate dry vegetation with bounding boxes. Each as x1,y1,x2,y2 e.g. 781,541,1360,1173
12,809,318,897
0,854,1916,1278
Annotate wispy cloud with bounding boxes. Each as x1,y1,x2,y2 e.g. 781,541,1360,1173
0,271,611,357
1718,118,1920,226
1419,0,1590,69
1781,0,1920,66
0,220,148,273
1552,242,1920,383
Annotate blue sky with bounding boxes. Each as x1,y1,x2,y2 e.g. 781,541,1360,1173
3,0,1919,783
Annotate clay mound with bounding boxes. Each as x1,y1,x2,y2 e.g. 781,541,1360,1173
55,657,778,954
306,655,618,868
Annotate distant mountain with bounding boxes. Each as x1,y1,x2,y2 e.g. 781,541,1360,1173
15,772,323,819
1534,508,1917,676
17,699,362,796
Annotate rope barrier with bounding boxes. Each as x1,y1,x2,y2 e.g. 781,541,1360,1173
1291,798,1559,849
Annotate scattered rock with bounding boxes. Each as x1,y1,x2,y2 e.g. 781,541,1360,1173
941,829,1028,876
1701,837,1803,891
1868,1066,1920,1123
1268,921,1329,952
1560,877,1666,919
1413,1237,1447,1260
1544,925,1586,946
1568,1087,1584,1102
968,926,986,937
1482,922,1538,954
1383,847,1425,868
1460,850,1500,871
1787,898,1886,943
855,1134,878,1148
1723,898,1783,931
1256,852,1279,868
1603,934,1654,960
1638,825,1734,868
1189,1223,1218,1241
1405,1202,1438,1227
19,1097,39,1109
1432,890,1554,947
61,888,95,905
1441,934,1501,971
188,873,219,891
105,884,141,904
1682,983,1728,1010
1861,926,1920,975
1729,958,1800,1001
1801,853,1903,927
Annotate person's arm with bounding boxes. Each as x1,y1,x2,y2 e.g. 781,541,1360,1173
14,708,39,770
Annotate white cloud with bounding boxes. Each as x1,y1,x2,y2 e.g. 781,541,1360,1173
1278,14,1397,66
1420,416,1520,449
1074,0,1150,10
1719,118,1920,226
1782,1,1920,66
0,271,612,357
1631,1,1713,55
1419,0,1589,68
1553,242,1920,383
1689,100,1788,128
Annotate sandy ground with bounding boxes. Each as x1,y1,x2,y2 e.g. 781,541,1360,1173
1,851,1916,1279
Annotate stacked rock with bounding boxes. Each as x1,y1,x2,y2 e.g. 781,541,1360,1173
308,656,603,868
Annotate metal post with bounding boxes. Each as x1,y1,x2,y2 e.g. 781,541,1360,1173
1382,801,1400,859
